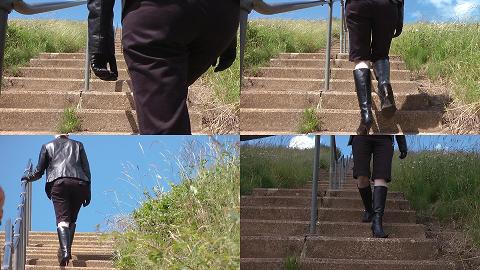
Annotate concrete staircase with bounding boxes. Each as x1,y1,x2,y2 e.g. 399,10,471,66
240,170,454,269
0,30,205,134
240,47,445,134
1,231,116,269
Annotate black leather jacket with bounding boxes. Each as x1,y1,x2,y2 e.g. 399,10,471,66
348,135,408,153
24,137,91,186
87,0,117,56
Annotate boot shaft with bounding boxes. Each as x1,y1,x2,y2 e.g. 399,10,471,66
373,58,391,86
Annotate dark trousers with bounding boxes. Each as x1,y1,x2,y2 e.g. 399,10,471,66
122,0,239,134
346,0,398,62
352,135,394,182
51,178,90,225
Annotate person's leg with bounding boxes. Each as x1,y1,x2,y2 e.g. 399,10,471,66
50,179,71,266
122,0,192,134
371,136,394,238
185,0,239,85
346,1,374,134
352,136,374,222
371,0,398,116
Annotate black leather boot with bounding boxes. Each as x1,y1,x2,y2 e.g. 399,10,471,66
358,186,373,223
68,223,76,260
57,226,71,266
353,68,373,134
374,59,397,116
371,186,389,238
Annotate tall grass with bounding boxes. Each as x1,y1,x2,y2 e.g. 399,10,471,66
240,137,337,195
390,136,480,246
5,20,86,74
113,140,239,269
390,23,480,105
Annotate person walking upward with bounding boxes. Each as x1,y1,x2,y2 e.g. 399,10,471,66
22,135,91,266
346,0,404,134
349,135,407,237
87,0,239,134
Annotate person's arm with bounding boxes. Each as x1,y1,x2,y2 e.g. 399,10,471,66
213,32,238,72
80,143,91,181
395,135,408,159
393,0,404,38
0,186,5,225
88,0,118,81
22,145,49,182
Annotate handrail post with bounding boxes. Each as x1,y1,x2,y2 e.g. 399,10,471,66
1,219,12,270
239,7,249,89
0,3,12,95
323,0,333,91
83,29,90,92
329,135,336,189
309,135,321,235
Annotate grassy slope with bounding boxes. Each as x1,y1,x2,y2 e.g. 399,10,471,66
391,148,480,246
4,20,86,74
113,149,240,269
240,143,337,195
390,23,480,105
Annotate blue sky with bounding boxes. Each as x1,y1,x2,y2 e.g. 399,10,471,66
9,0,480,24
241,135,480,156
0,135,238,232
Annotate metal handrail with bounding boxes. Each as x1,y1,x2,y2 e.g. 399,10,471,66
1,159,33,270
240,0,346,97
309,135,321,234
0,0,86,94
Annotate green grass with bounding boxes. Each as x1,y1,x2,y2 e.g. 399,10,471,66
298,107,321,133
4,20,86,74
240,140,337,195
57,107,81,134
391,141,480,246
245,19,340,73
113,144,239,269
204,48,240,105
390,23,480,105
284,256,300,270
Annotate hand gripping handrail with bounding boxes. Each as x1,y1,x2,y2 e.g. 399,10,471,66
0,0,86,94
1,159,33,270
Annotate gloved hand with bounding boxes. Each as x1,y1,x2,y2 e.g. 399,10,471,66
399,151,407,159
213,37,237,72
90,53,118,81
83,187,91,207
21,175,29,182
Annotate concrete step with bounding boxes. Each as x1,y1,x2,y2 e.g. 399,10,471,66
240,206,416,223
326,190,405,200
241,236,438,260
27,247,114,253
27,259,113,267
269,59,407,70
256,67,410,80
26,266,115,270
240,196,410,210
4,77,130,92
241,258,454,270
241,220,425,238
252,188,317,197
239,108,443,134
27,253,113,261
0,108,202,133
244,77,418,92
29,59,129,69
242,90,430,111
0,91,134,110
38,53,124,60
18,67,130,80
277,53,402,61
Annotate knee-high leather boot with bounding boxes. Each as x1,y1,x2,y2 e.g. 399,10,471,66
353,69,373,134
358,186,373,222
374,58,397,116
68,223,76,260
372,186,389,238
57,226,71,266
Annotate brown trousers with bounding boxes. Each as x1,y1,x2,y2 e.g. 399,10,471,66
122,0,239,134
51,178,90,225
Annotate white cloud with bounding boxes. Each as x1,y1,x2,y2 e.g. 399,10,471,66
289,135,315,150
425,0,480,21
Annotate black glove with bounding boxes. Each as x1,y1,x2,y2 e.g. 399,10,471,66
213,37,237,72
91,54,118,81
393,1,404,38
83,185,91,207
399,151,407,159
21,176,29,182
